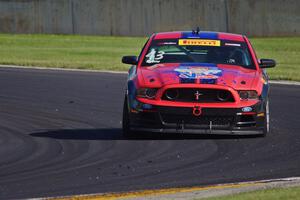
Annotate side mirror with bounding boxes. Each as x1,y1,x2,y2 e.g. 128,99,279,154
122,56,138,65
259,59,276,68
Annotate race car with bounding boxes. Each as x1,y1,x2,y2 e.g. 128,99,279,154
121,30,276,137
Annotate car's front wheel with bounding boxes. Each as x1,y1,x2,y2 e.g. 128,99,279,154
122,97,134,138
262,99,270,137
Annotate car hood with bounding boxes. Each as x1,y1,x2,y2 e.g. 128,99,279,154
140,63,258,89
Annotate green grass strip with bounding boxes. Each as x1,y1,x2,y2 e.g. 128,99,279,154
200,186,300,200
0,34,299,81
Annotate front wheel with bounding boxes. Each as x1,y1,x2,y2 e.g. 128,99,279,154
122,97,134,138
262,99,270,137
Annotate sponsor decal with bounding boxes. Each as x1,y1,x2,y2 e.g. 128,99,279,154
157,42,177,45
225,43,241,47
178,39,221,46
174,66,222,79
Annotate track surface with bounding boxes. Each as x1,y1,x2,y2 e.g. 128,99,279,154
0,67,299,199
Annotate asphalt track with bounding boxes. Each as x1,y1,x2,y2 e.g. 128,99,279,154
0,67,299,199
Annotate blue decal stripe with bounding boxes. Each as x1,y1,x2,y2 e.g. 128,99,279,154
181,31,197,38
181,31,218,39
199,32,218,39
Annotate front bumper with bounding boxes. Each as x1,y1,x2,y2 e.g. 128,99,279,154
129,102,265,135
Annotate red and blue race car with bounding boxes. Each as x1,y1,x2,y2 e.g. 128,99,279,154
122,30,276,137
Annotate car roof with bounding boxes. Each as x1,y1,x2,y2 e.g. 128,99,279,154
153,31,245,42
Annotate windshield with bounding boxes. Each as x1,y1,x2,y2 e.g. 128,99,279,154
142,39,255,69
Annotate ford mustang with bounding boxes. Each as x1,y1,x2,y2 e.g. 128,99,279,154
121,30,276,137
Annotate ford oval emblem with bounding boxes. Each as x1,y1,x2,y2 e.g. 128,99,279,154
242,107,252,112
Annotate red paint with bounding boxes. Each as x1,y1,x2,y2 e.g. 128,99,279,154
131,31,265,110
154,32,182,40
218,32,245,42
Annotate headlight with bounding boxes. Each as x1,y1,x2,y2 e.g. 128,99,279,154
238,90,258,100
136,88,158,99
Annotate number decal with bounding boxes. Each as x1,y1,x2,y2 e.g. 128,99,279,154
145,49,165,64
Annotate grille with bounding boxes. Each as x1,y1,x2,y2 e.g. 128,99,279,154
161,88,235,103
160,113,234,127
158,107,238,115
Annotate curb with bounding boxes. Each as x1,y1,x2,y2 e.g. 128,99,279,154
44,177,300,200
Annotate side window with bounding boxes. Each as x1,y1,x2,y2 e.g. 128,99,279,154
138,38,150,61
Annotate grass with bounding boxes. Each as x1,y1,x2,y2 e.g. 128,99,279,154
0,34,147,71
0,34,299,81
251,37,300,81
200,186,300,200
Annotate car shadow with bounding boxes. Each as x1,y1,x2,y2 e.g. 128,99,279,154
30,128,261,141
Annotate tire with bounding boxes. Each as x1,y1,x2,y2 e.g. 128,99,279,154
122,97,134,138
262,98,270,137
